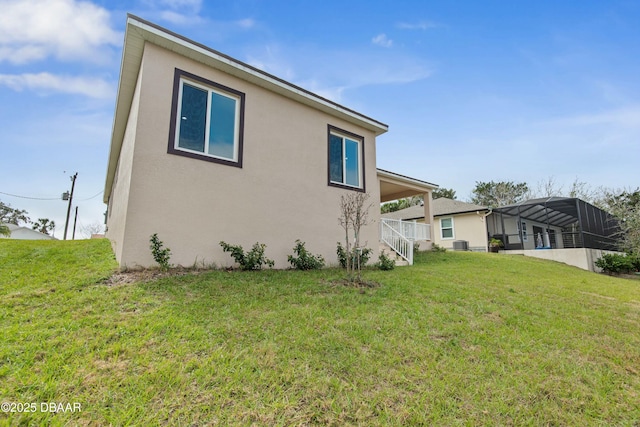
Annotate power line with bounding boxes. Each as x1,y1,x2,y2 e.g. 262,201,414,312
0,189,103,202
0,191,59,200
77,190,104,201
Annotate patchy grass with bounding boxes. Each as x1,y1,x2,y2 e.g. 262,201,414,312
1,241,639,425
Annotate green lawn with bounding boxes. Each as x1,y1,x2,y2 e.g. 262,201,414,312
1,239,639,426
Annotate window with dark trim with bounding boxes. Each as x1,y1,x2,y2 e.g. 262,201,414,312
327,125,365,191
168,69,244,167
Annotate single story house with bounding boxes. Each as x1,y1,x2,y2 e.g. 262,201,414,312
383,196,621,271
0,224,57,240
104,15,436,269
488,197,620,271
382,198,490,251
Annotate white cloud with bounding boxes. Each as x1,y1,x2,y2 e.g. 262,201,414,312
294,78,347,103
159,10,205,26
550,107,640,128
141,0,202,11
372,33,393,48
246,44,297,81
245,43,432,103
158,0,201,9
397,21,441,30
236,18,256,29
143,0,203,23
0,0,121,64
0,72,114,99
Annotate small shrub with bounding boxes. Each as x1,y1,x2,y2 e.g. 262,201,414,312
288,240,325,270
150,233,172,270
336,242,372,269
220,241,275,271
376,251,395,270
595,253,635,274
431,243,447,253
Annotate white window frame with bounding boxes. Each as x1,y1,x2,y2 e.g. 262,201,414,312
440,217,455,240
168,69,245,167
328,125,364,191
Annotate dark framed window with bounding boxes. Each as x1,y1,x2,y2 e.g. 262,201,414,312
168,69,244,167
327,125,365,191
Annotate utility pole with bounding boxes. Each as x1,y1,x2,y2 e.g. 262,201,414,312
63,172,78,241
72,206,78,240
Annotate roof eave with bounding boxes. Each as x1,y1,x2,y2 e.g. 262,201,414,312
377,168,439,190
435,208,490,217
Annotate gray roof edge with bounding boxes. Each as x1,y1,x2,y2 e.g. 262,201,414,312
377,168,439,189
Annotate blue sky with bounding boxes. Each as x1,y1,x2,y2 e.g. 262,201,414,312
1,0,639,238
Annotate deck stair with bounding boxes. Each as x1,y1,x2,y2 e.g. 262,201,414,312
380,218,431,266
379,242,409,267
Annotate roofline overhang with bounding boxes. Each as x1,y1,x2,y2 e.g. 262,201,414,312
434,208,491,217
377,168,439,190
104,15,389,203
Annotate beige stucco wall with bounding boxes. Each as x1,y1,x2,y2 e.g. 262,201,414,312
106,42,381,269
105,61,144,260
433,212,488,251
106,63,144,263
506,248,621,272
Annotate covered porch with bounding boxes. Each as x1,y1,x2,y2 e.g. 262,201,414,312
377,169,438,264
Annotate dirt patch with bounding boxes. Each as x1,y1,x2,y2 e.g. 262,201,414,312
327,278,381,290
579,291,617,301
102,267,209,286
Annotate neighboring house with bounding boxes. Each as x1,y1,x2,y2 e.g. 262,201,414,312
487,197,619,251
488,197,620,271
104,15,436,269
381,196,621,271
382,198,490,251
0,224,57,240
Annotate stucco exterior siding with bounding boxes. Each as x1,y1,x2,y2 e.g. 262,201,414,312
433,212,489,251
106,63,144,263
107,42,380,268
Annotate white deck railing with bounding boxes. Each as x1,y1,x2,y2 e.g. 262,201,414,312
380,219,431,266
381,218,431,241
381,220,414,265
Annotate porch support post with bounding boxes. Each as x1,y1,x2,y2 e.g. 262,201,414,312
423,191,434,242
517,204,524,250
576,198,585,248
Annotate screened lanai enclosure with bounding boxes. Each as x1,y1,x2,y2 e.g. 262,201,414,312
488,197,620,252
